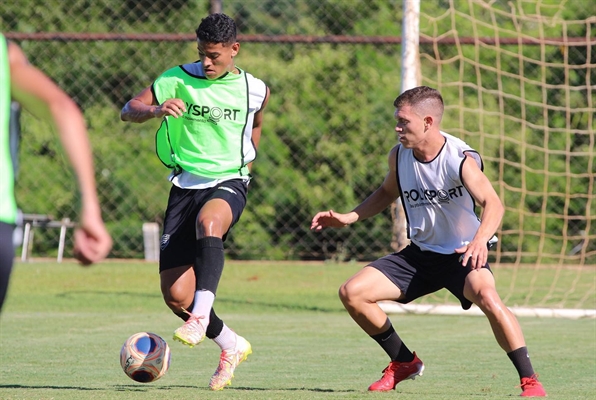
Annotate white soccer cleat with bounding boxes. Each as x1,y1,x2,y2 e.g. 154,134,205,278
172,310,206,348
209,335,252,390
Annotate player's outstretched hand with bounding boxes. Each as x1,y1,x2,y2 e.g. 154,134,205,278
310,210,358,231
73,213,112,266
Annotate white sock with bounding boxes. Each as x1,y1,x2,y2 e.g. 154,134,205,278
213,324,237,351
190,290,215,326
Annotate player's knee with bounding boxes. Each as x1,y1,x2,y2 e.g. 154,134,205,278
338,282,357,307
339,281,362,307
338,283,349,304
162,296,182,312
473,288,504,314
161,288,190,312
196,216,227,237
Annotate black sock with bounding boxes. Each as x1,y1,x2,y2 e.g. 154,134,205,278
507,346,535,379
206,308,224,339
174,300,194,321
370,324,414,362
195,236,225,294
174,304,222,339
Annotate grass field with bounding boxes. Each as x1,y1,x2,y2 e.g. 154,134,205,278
0,260,594,399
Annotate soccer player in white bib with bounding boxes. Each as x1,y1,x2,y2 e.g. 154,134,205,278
121,13,270,391
311,86,546,397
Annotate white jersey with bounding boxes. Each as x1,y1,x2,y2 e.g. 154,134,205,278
397,131,483,254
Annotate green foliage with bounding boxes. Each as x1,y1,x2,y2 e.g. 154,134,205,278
237,42,400,260
2,0,209,32
5,1,594,262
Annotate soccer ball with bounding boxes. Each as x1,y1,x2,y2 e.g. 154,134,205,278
120,332,171,383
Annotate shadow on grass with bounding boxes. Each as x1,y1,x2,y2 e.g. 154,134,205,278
215,297,344,313
55,291,162,299
0,384,103,391
229,386,357,393
0,384,356,393
0,384,196,392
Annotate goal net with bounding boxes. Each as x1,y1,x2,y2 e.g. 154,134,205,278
386,0,595,318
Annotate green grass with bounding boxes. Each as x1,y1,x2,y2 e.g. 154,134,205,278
0,261,594,399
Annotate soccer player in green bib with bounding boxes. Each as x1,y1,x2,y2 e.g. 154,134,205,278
0,35,112,314
121,13,270,390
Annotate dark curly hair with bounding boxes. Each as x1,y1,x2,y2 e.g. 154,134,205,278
195,13,237,45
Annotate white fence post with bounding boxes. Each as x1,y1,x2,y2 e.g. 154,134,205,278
142,222,160,262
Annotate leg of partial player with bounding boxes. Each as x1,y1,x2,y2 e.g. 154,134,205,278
464,269,547,397
0,222,15,313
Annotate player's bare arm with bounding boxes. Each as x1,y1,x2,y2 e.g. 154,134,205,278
456,155,505,269
311,145,400,231
8,41,112,265
120,86,186,123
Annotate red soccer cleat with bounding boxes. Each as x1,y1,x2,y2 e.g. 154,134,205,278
368,352,425,392
519,374,547,397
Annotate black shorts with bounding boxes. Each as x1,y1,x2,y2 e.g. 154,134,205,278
369,243,492,310
159,179,248,272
